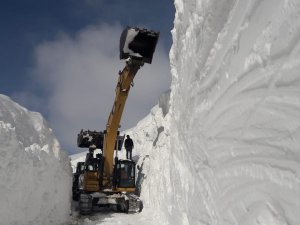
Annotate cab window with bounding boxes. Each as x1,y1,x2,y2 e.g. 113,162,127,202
118,162,135,188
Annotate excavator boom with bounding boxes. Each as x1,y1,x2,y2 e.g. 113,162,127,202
103,27,159,186
103,59,144,181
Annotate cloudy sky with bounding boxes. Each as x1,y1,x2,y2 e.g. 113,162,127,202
1,0,174,154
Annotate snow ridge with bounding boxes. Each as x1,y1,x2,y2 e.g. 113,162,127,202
0,94,72,225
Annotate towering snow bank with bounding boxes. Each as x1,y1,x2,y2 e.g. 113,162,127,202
0,94,72,225
119,98,171,224
167,0,300,224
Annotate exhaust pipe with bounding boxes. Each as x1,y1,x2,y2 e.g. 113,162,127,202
120,27,159,64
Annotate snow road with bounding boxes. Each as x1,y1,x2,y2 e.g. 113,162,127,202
68,206,166,225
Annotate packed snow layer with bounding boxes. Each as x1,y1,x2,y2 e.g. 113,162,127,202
0,94,72,225
166,0,300,224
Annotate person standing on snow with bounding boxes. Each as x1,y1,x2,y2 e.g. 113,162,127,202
125,135,134,160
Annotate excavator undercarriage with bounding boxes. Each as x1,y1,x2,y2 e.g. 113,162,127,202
72,27,159,215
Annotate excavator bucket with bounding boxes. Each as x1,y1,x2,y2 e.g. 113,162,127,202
120,27,159,64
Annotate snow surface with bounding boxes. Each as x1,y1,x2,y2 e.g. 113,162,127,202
71,0,300,224
0,94,72,225
167,0,300,224
122,28,143,58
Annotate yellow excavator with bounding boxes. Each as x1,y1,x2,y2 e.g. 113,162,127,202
72,27,159,215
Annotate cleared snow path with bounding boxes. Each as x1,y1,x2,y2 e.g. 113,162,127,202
69,0,300,224
68,207,166,225
69,106,169,225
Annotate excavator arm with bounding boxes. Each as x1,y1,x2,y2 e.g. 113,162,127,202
103,58,144,180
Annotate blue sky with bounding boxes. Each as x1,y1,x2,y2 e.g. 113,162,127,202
1,0,175,153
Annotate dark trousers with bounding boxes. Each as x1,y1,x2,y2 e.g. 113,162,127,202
126,147,132,160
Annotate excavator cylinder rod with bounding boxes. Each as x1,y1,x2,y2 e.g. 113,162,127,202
120,27,159,64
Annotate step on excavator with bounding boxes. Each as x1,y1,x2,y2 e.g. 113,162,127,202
72,27,159,215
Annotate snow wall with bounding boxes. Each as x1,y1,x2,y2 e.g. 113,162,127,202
127,0,300,225
0,94,72,225
167,0,300,225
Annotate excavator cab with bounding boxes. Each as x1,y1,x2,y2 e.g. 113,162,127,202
82,153,103,192
114,160,136,188
85,158,100,172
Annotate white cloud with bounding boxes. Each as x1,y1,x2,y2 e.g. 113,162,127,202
31,23,171,153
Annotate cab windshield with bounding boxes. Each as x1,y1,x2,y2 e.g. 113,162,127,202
117,162,135,188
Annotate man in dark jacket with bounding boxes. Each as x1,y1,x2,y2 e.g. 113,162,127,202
124,135,134,160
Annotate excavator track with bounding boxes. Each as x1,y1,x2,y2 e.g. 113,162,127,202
127,194,143,213
79,193,93,215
